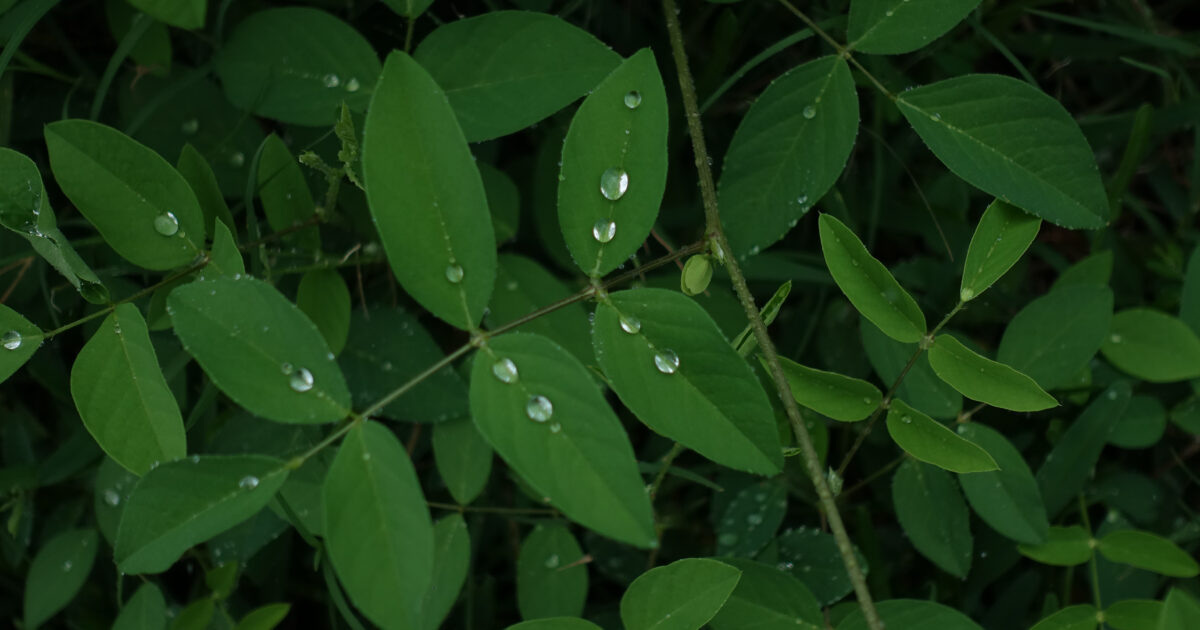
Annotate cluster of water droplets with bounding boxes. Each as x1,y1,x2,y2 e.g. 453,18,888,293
589,90,643,245
489,356,561,430
2,330,21,351
322,74,361,92
281,362,314,392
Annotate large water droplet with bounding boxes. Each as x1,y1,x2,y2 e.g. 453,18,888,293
619,314,641,334
445,264,464,283
623,90,642,109
323,73,341,88
592,219,616,243
544,554,560,569
654,349,679,374
492,358,518,384
599,167,629,200
103,489,121,507
525,395,553,422
2,330,21,350
802,105,816,119
290,367,314,392
238,476,260,490
181,118,199,135
154,211,180,236
345,77,360,92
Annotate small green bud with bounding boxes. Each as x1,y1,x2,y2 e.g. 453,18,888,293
681,255,713,296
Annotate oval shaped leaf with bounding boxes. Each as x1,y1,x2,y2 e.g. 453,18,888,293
558,48,667,277
518,524,588,620
432,418,493,505
1103,600,1160,630
112,583,167,630
848,0,980,54
1017,525,1093,566
620,558,741,630
1096,530,1200,577
422,514,470,630
709,558,822,630
1031,605,1099,630
469,333,655,547
23,529,98,629
720,57,858,258
593,289,782,475
959,200,1041,301
775,526,867,605
773,355,881,422
1108,395,1167,449
997,284,1113,391
956,423,1049,545
1036,381,1130,516
362,51,495,330
296,270,350,355
927,334,1057,411
838,599,983,630
169,276,351,424
506,620,603,630
893,458,973,577
896,74,1108,229
886,400,997,473
177,143,235,238
1160,590,1200,630
1,304,42,384
257,134,319,250
235,603,291,630
1101,308,1200,382
714,480,787,557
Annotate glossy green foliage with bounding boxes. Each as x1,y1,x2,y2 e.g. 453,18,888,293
1036,381,1130,515
956,423,1049,544
111,583,167,630
296,270,350,355
892,459,973,577
1102,308,1200,382
1160,590,1200,630
1018,526,1093,566
772,355,881,422
432,418,493,505
506,620,602,630
709,558,822,630
885,400,997,473
927,334,1058,411
256,134,319,250
1109,395,1167,449
959,200,1041,301
862,318,962,419
362,51,495,330
517,524,588,620
235,604,291,630
23,529,98,629
848,0,980,54
1104,600,1161,630
1029,605,1098,630
1095,530,1200,577
0,304,42,384
713,479,787,557
996,285,1113,391
620,558,741,630
838,599,984,630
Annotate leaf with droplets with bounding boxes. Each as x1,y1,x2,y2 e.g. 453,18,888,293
1095,530,1200,577
111,583,167,630
517,524,588,620
177,143,235,238
593,289,783,475
959,200,1041,302
115,455,289,574
296,270,350,355
1,304,42,384
257,134,319,251
620,558,741,630
23,529,98,629
323,421,434,630
772,355,881,422
168,276,351,424
886,400,997,473
1029,605,1099,630
421,514,470,630
775,526,867,605
362,51,495,330
956,423,1049,545
893,459,973,578
70,304,186,475
837,599,985,630
996,284,1113,391
1100,308,1200,382
927,334,1058,412
713,480,787,557
1103,600,1161,630
470,332,655,547
719,57,858,258
1017,526,1093,566
486,254,592,366
847,0,980,54
558,48,667,277
432,418,493,505
1036,381,1129,516
709,558,823,630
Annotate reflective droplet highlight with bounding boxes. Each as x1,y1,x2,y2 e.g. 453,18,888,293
103,489,120,507
623,90,642,109
492,358,519,384
525,395,553,422
345,77,360,92
181,118,199,135
619,315,641,334
238,476,260,490
544,554,560,569
592,219,616,243
229,152,245,167
154,211,180,236
654,349,679,374
802,105,816,119
445,264,464,283
2,330,21,350
323,73,340,88
290,367,314,392
280,362,294,375
599,167,629,200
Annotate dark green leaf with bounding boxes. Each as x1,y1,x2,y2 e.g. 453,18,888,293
1101,308,1200,382
432,418,492,505
106,0,172,74
862,318,961,419
1096,530,1200,577
479,162,520,244
486,254,592,366
956,423,1049,545
837,599,984,630
1160,589,1200,630
1017,526,1093,566
422,514,470,630
170,599,214,630
772,355,881,422
709,558,822,630
505,620,603,630
1029,604,1098,630
23,529,98,629
257,134,319,250
379,0,434,18
94,457,139,545
1,304,42,384
127,0,204,29
714,480,787,557
235,603,290,630
1051,250,1113,291
996,285,1113,391
959,200,1041,301
518,524,588,620
620,558,741,630
1037,381,1130,516
927,334,1057,411
203,220,245,280
886,400,997,473
112,583,167,630
1182,246,1200,335
1104,600,1161,630
848,0,980,54
1109,395,1167,449
296,270,350,355
177,143,234,238
775,526,866,605
893,459,973,577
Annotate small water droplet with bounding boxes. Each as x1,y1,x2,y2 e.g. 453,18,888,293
542,553,561,569
323,73,340,88
103,489,120,506
154,211,180,236
229,152,245,167
181,118,199,135
796,194,809,205
619,314,641,334
2,330,21,350
592,218,617,243
238,476,260,490
281,362,294,375
901,416,912,424
931,112,942,121
623,90,642,109
802,105,818,119
654,349,679,374
492,358,519,384
290,368,314,392
599,167,629,200
1109,334,1122,343
718,532,738,546
549,422,562,434
345,77,360,92
445,264,464,283
525,395,553,422
747,513,763,526
62,561,72,571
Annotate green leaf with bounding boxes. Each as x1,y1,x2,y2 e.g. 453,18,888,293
956,423,1049,545
558,48,667,277
235,603,291,630
775,526,866,605
23,528,98,629
848,0,979,54
323,421,434,630
772,355,881,422
733,281,791,356
432,418,493,505
469,333,655,547
257,134,319,250
479,162,520,244
362,51,495,330
127,0,204,29
719,56,858,258
421,514,470,630
1029,605,1099,630
1160,590,1200,630
896,74,1108,229
203,220,245,280
1101,308,1200,382
413,11,621,142
996,285,1113,390
94,457,138,545
296,270,350,355
1109,395,1167,449
44,119,205,270
215,7,379,126
115,455,289,574
593,289,783,475
709,558,823,630
819,214,926,343
1182,246,1200,335
927,334,1058,411
1017,526,1093,566
620,558,741,630
837,599,984,630
1104,600,1162,630
518,524,588,620
1036,381,1130,515
861,318,961,419
112,583,167,630
885,400,997,473
714,480,787,557
505,620,603,630
70,304,186,475
892,459,973,577
170,599,214,630
959,200,1041,301
486,254,592,365
380,0,434,18
106,0,172,75
177,143,235,238
1052,250,1114,291
1096,530,1200,577
1,304,42,384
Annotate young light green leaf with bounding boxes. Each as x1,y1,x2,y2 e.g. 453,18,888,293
1051,250,1113,291
1160,589,1200,630
1017,526,1093,566
714,480,787,557
861,318,961,419
558,49,667,277
469,333,655,547
127,0,204,29
235,603,291,630
177,143,235,238
362,51,495,330
70,304,186,476
323,421,434,630
1109,395,1167,449
257,134,319,250
847,0,980,54
959,200,1040,301
892,459,973,577
486,254,592,365
23,529,98,629
215,8,379,126
44,119,205,270
112,583,167,630
927,334,1058,411
956,423,1049,545
720,57,858,258
432,418,493,505
620,558,741,630
1029,605,1099,630
837,599,984,630
115,455,289,574
518,524,588,620
1036,381,1130,516
1101,308,1200,382
169,276,351,424
775,526,867,605
421,514,470,630
296,270,350,355
413,11,621,142
593,289,783,475
1,304,42,384
1104,600,1162,630
896,74,1108,229
996,285,1113,390
885,400,997,473
1096,530,1200,577
819,214,925,343
171,599,214,630
733,281,791,356
771,355,881,422
709,558,823,630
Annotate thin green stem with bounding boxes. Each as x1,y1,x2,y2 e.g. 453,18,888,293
1079,494,1103,609
649,443,685,501
90,12,152,121
358,345,475,420
839,454,905,502
291,415,361,468
775,0,895,100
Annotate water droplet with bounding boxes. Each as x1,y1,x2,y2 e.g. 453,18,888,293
599,167,629,200
229,152,245,167
153,211,180,236
901,415,912,424
63,561,72,571
290,368,314,392
960,287,976,302
802,105,817,119
549,422,562,434
525,395,553,422
1109,334,1122,343
103,489,120,506
592,218,616,243
619,314,641,334
2,330,21,350
323,73,340,88
623,90,642,109
345,77,360,92
445,264,464,283
931,112,942,121
492,358,519,384
654,349,679,374
796,194,809,205
181,118,199,135
280,362,294,375
238,476,260,490
747,513,763,526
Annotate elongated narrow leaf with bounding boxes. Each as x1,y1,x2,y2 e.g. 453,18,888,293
848,0,980,54
127,0,204,29
177,143,235,238
927,334,1057,411
620,558,741,630
886,400,997,473
169,276,351,423
775,527,866,605
558,48,667,277
1101,308,1200,382
772,355,881,422
422,514,470,630
70,304,186,475
486,254,592,365
719,56,858,257
893,459,973,577
709,558,822,630
1036,381,1130,516
956,423,1049,545
1104,600,1161,630
112,583,167,630
1096,530,1200,577
861,318,961,419
593,289,782,475
469,333,655,547
432,418,493,505
362,51,495,330
959,200,1040,301
1030,605,1099,630
518,524,588,620
837,599,984,630
1,304,42,384
23,529,98,629
115,455,289,574
45,119,205,270
819,214,925,343
997,285,1113,390
1160,590,1200,630
896,74,1108,229
1018,526,1093,566
413,11,621,142
323,421,434,630
257,134,319,250
215,8,379,126
296,270,350,355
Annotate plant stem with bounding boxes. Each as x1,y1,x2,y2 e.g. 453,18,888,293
1079,494,1103,609
661,1,883,628
775,0,895,100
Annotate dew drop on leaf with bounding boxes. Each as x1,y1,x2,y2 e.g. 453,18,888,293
618,314,641,334
181,118,199,135
290,367,314,392
525,395,553,422
599,167,629,200
2,330,21,350
623,90,642,109
280,362,294,375
654,349,680,374
544,553,560,569
229,152,245,167
717,532,738,546
445,264,465,283
345,77,360,92
802,105,816,119
103,489,120,506
492,358,519,384
238,476,260,490
592,218,617,243
62,561,72,571
549,422,562,434
323,73,340,88
154,211,180,236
